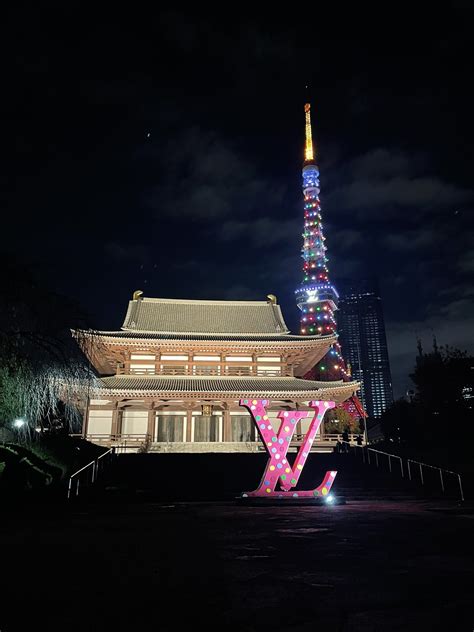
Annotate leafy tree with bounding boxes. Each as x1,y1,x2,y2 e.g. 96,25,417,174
380,341,474,451
324,407,361,434
0,255,95,435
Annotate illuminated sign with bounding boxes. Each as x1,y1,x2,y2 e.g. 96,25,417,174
239,399,337,498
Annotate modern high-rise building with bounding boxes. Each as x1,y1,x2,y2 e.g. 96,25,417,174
337,279,394,418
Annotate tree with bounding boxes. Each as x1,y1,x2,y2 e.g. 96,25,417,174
380,341,474,452
0,255,96,435
380,399,422,444
324,407,361,434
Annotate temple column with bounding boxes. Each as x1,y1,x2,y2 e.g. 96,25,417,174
185,404,194,442
147,406,156,442
117,409,124,437
223,402,231,442
111,402,119,439
83,405,90,438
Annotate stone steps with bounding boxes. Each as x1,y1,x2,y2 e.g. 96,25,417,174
86,451,462,503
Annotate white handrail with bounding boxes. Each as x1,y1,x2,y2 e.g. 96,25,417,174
67,448,114,499
349,443,464,501
406,458,464,502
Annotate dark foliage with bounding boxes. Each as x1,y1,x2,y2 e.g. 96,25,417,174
0,255,94,431
380,343,474,457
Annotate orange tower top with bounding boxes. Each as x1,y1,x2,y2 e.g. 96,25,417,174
304,103,314,163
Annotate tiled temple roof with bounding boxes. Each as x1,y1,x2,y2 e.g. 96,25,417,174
96,375,359,403
92,330,335,343
121,298,289,335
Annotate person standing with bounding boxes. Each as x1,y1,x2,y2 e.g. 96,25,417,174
342,428,350,452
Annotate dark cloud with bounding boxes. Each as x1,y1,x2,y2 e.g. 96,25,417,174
327,174,471,215
143,127,286,221
4,8,474,400
104,242,150,262
220,218,296,246
383,228,439,252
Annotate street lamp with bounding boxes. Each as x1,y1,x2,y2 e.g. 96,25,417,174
13,418,26,428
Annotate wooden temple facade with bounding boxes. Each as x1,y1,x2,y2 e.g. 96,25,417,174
74,294,360,452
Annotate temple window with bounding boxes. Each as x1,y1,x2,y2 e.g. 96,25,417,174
130,363,156,375
192,355,221,376
159,354,188,375
256,356,282,376
224,356,253,376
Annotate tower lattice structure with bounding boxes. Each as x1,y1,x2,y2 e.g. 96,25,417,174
295,103,347,381
295,104,365,419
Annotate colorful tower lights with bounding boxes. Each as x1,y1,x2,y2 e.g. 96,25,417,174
295,103,348,381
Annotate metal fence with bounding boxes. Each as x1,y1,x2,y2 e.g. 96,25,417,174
406,458,464,502
67,447,115,499
349,443,464,501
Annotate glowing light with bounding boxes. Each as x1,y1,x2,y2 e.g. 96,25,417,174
14,419,26,428
304,103,314,162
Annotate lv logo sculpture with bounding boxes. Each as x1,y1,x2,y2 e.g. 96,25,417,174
239,399,337,498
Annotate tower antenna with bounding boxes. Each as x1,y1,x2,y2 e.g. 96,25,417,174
304,103,314,163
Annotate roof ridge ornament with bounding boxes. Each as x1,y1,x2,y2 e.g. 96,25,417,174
133,290,144,300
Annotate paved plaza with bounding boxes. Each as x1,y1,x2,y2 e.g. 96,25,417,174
1,497,472,631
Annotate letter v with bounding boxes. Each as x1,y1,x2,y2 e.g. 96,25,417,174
239,399,335,497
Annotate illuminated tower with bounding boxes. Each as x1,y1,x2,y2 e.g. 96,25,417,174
295,103,346,381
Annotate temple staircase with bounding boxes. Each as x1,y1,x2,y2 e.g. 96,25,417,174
70,446,465,503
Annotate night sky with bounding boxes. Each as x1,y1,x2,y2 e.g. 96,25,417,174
4,7,474,398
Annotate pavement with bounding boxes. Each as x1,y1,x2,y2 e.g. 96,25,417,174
1,497,473,631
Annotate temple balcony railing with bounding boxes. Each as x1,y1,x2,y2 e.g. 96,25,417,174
256,368,282,376
292,433,364,445
225,366,252,376
78,432,365,452
124,365,286,377
159,365,188,375
73,433,151,453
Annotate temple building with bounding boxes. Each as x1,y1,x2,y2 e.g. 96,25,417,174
74,293,359,452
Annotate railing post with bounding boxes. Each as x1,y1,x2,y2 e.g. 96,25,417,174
67,478,72,500
367,448,371,464
76,478,80,497
419,463,424,485
440,469,444,493
400,458,404,478
388,454,392,472
375,452,379,467
458,475,465,502
407,460,411,481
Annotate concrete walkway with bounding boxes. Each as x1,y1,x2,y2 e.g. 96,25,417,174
1,498,472,631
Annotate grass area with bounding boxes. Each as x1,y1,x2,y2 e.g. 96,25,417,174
0,434,106,494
